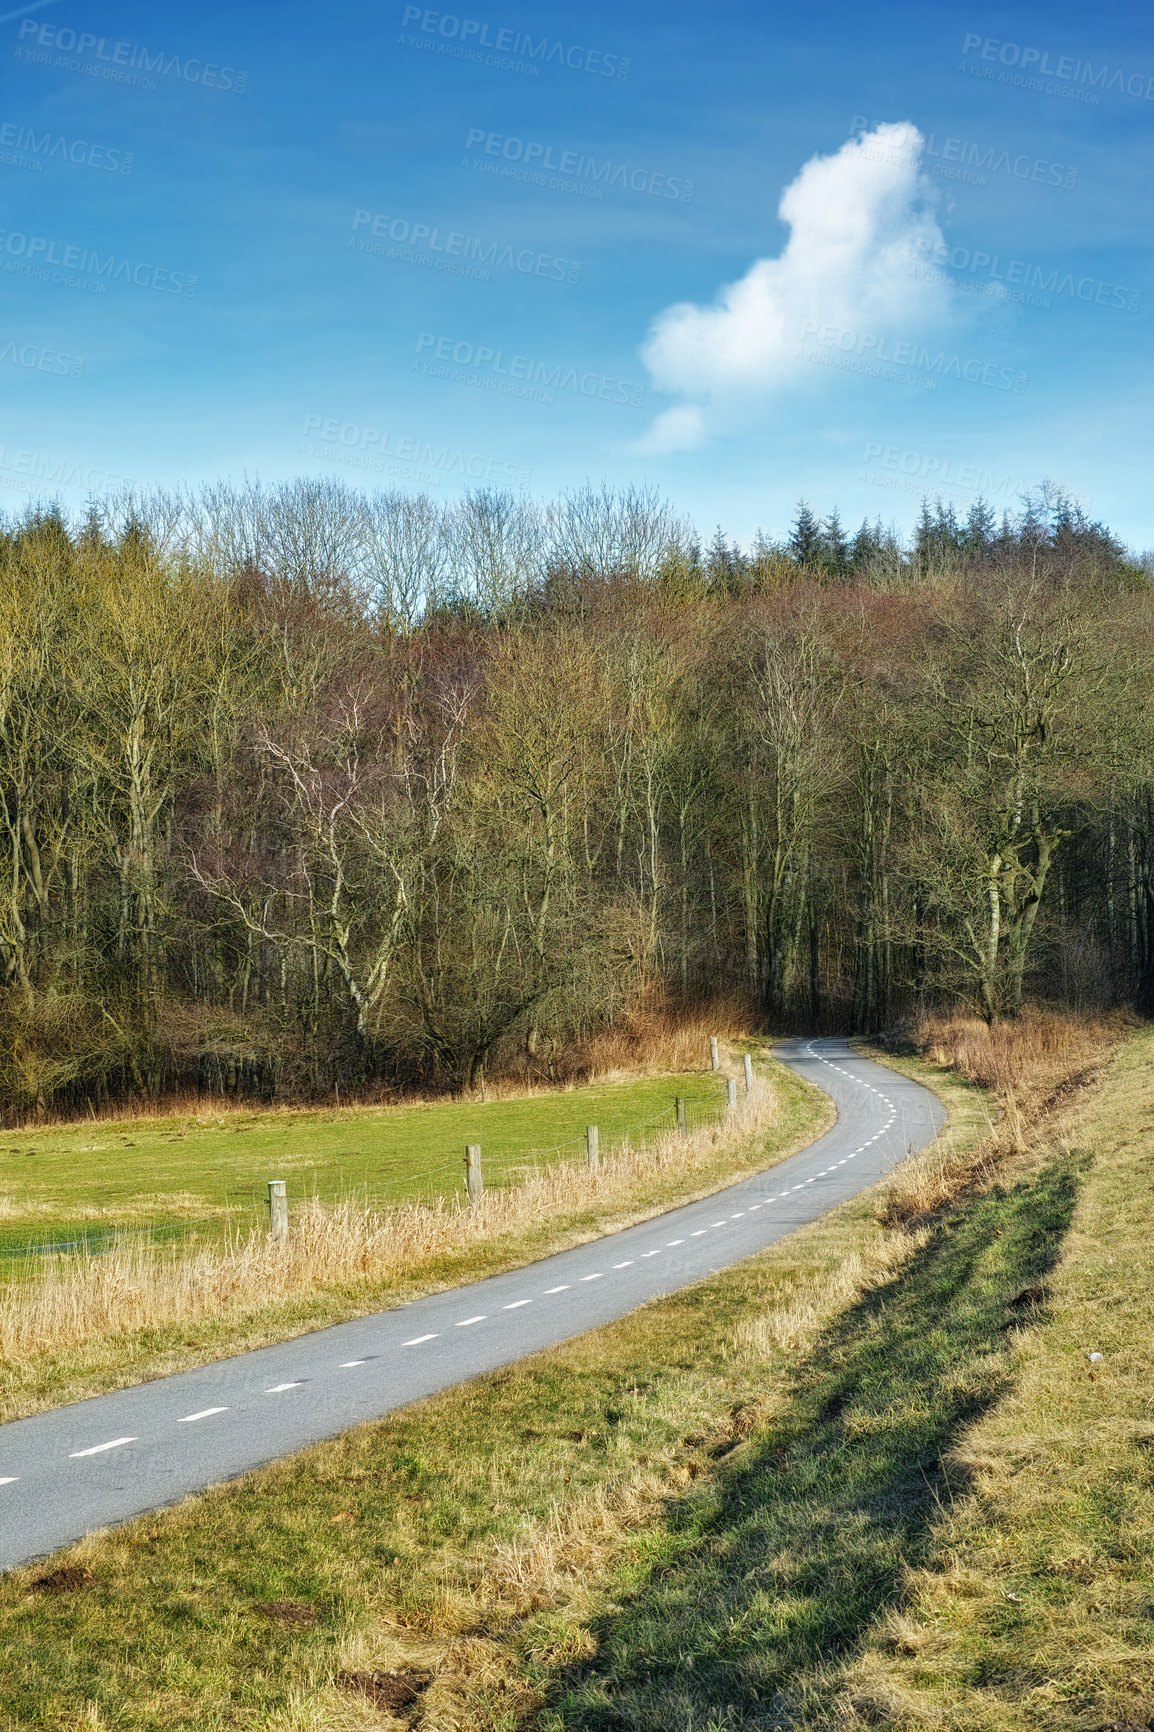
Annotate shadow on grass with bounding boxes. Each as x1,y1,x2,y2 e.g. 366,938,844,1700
543,1153,1082,1731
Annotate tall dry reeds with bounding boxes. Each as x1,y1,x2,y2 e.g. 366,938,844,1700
5,998,756,1132
916,1006,1112,1100
573,996,757,1083
0,1072,774,1369
876,1009,1116,1226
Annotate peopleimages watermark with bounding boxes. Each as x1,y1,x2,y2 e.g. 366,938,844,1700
849,115,1077,190
398,7,629,78
301,415,531,487
912,237,1141,313
350,209,581,284
0,445,133,495
463,128,694,201
960,33,1154,102
796,323,1028,393
413,331,647,408
0,333,85,377
0,118,134,174
15,18,248,92
0,229,198,297
860,443,1026,500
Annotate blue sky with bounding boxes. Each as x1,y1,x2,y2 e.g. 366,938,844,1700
1,0,1150,548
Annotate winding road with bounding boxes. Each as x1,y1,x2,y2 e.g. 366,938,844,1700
0,1039,945,1572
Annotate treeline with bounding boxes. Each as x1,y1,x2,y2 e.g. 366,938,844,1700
0,478,1150,1115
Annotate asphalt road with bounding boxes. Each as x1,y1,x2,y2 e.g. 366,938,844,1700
0,1038,945,1572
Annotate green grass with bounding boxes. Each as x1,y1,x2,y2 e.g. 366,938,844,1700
0,1071,726,1260
543,1146,1082,1729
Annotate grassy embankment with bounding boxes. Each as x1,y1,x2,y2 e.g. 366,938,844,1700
1,1011,1143,1731
0,1040,828,1425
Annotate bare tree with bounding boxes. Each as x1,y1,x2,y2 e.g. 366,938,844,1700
447,488,542,620
909,579,1106,1019
261,477,369,609
363,490,448,632
546,482,687,583
728,607,845,1017
191,686,419,1067
184,479,273,578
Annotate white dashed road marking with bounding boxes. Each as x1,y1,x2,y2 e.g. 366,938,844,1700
70,1438,136,1458
503,1300,532,1310
404,1334,438,1345
456,1316,486,1327
177,1408,228,1423
266,1383,301,1394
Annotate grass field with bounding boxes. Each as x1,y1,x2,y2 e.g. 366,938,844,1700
0,1071,728,1263
6,1017,1142,1730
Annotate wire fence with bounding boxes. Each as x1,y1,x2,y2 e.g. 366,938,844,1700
0,1084,734,1278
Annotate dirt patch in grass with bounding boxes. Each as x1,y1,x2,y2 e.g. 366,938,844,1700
29,1566,94,1595
337,1667,431,1710
255,1599,321,1628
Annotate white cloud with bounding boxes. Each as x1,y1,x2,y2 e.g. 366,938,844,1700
638,124,952,451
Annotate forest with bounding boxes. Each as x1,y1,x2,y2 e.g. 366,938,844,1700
0,476,1150,1115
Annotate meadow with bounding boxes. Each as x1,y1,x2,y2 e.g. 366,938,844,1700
0,1069,727,1265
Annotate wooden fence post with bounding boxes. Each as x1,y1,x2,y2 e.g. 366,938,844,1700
465,1144,483,1203
586,1124,599,1169
743,1053,754,1093
676,1096,687,1134
267,1179,288,1243
709,1036,720,1072
726,1077,738,1112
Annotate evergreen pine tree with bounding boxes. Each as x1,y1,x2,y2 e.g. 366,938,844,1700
787,500,821,565
913,497,936,573
962,497,995,555
706,525,735,590
850,517,880,569
821,508,848,572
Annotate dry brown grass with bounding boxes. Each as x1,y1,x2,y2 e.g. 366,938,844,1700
11,998,757,1134
0,1070,775,1373
577,995,757,1084
873,1009,1117,1228
915,1006,1115,1125
732,1224,933,1358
